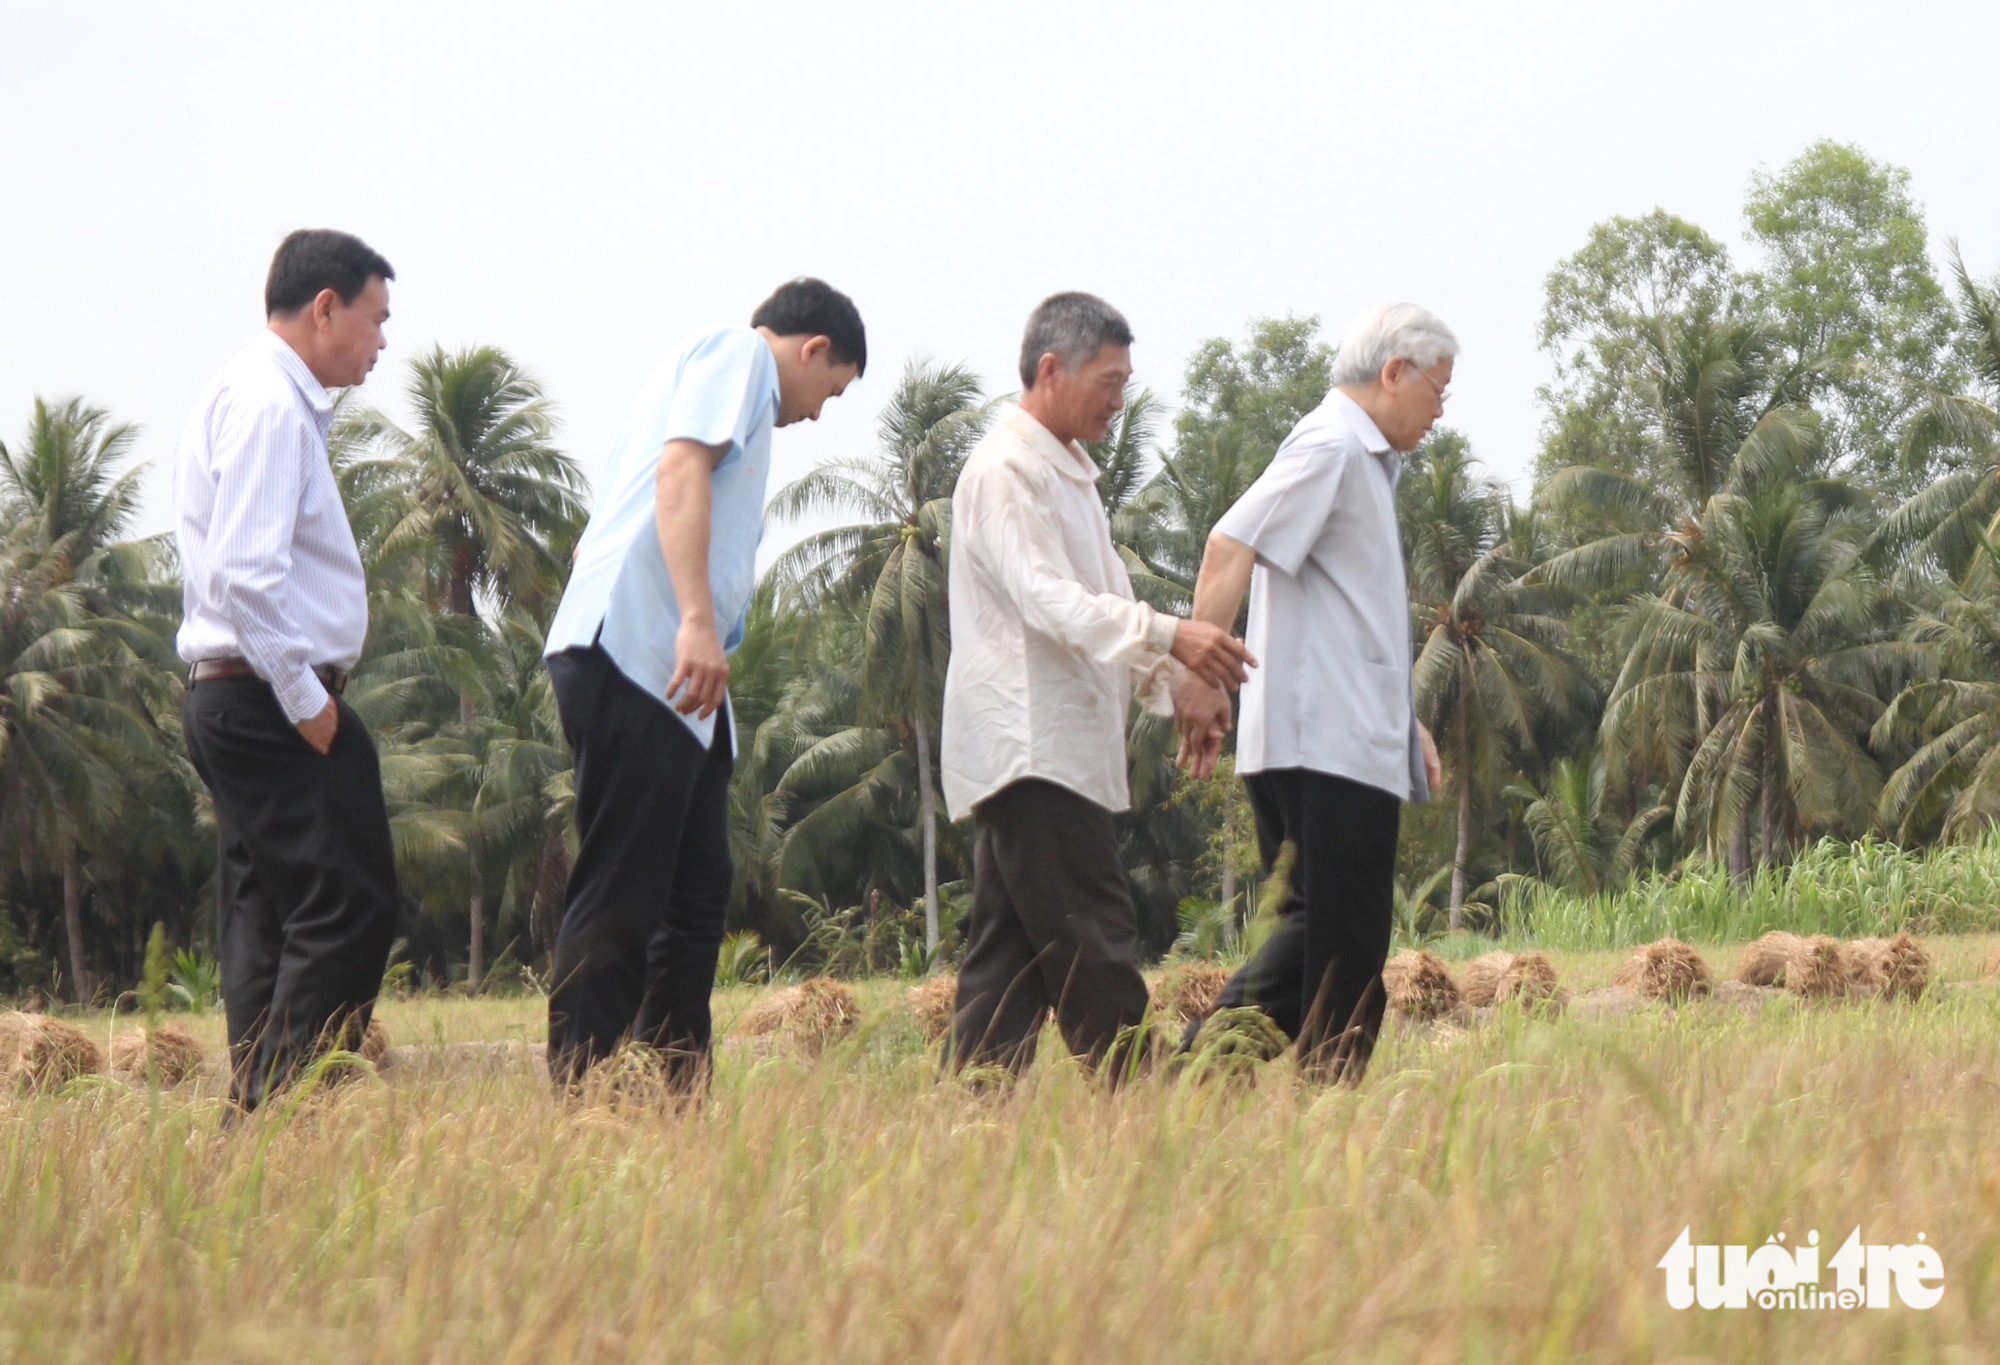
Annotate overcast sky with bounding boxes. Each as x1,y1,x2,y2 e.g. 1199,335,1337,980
5,0,1997,563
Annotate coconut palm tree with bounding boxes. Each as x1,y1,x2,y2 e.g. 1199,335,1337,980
0,528,162,1000
1535,307,1823,594
0,398,176,1000
1405,436,1588,925
337,346,585,621
1504,748,1671,895
1873,531,2000,841
768,360,990,954
1603,472,1908,873
1874,244,2000,574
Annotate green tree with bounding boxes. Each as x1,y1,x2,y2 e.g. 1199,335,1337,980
1604,471,1903,873
1504,748,1671,896
768,360,990,953
1876,246,2000,575
1535,211,1741,490
0,399,172,1000
338,346,585,622
1744,140,1957,489
1405,435,1587,924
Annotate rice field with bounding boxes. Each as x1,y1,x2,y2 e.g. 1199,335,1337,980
5,937,2000,1362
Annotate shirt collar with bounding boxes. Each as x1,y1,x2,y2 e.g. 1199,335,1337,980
1329,390,1393,455
999,402,1101,486
260,330,335,418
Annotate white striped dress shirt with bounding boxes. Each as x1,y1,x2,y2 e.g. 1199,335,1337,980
174,330,369,723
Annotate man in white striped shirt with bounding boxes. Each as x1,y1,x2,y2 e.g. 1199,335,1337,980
175,229,401,1112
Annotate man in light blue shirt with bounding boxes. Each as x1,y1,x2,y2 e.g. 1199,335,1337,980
543,278,865,1090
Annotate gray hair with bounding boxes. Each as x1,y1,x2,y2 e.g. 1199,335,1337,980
1018,292,1134,388
1328,303,1459,388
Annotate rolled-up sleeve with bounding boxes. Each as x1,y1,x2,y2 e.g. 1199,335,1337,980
971,461,1177,672
202,400,328,722
1213,436,1345,576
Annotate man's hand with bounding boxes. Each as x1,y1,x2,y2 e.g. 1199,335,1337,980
1171,618,1257,691
1418,721,1442,794
1173,674,1232,780
669,616,730,719
296,697,339,755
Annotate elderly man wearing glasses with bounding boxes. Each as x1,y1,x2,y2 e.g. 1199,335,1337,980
1173,302,1455,1084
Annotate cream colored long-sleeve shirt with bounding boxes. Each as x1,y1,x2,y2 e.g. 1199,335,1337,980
941,403,1181,820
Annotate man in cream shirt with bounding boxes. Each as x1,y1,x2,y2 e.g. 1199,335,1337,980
943,292,1253,1074
1174,303,1453,1084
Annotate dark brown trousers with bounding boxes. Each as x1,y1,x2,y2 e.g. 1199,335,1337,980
949,779,1151,1074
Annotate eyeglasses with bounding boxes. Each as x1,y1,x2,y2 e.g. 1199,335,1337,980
1408,367,1451,405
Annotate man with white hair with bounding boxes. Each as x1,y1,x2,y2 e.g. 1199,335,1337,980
943,291,1254,1076
1173,303,1452,1083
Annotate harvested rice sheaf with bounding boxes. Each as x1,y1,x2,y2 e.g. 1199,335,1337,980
735,980,859,1049
1152,963,1232,1025
1494,951,1564,1009
1736,931,1803,988
1784,935,1850,1000
108,1022,207,1086
0,1011,103,1090
1612,938,1713,1003
1381,949,1462,1021
905,974,958,1042
1458,952,1513,1008
1842,932,1931,1002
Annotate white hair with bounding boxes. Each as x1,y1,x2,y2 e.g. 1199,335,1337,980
1328,303,1459,388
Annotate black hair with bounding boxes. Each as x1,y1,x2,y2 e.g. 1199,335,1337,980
1019,292,1133,388
750,278,867,376
265,229,396,317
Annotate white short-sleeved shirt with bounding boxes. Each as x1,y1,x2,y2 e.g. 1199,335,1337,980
545,326,779,750
1212,391,1429,802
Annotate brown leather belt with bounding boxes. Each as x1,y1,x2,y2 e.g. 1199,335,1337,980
189,657,349,696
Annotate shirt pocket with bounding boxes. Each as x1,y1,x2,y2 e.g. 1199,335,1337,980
1350,658,1411,752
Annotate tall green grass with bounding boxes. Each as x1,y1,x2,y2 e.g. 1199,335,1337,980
1495,832,2000,949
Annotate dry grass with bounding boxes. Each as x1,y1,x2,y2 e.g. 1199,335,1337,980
1459,951,1513,1007
1151,963,1232,1025
1786,933,1852,1000
1613,937,1714,1002
1841,933,1933,1002
1381,949,1462,1021
106,1023,207,1086
905,974,958,1042
1736,930,1803,987
1493,951,1564,1009
7,945,2000,1360
0,1011,103,1091
734,979,859,1052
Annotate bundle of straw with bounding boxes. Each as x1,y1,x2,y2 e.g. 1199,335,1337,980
905,975,958,1042
1736,931,1803,988
1612,938,1713,1003
0,1011,102,1090
1151,963,1233,1025
1494,951,1564,1009
1840,933,1931,1002
108,1023,207,1086
1382,950,1462,1021
1458,952,1513,1008
1784,935,1849,1000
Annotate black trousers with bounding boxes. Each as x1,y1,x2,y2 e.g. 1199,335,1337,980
182,676,400,1111
1194,768,1401,1082
545,644,734,1089
950,779,1151,1074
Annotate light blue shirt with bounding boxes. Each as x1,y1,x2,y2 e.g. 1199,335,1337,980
545,326,779,751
